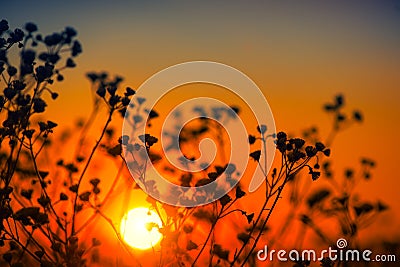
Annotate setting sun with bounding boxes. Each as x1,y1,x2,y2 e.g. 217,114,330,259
2,3,399,266
120,207,163,250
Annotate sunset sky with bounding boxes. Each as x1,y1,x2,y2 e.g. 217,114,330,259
3,0,400,254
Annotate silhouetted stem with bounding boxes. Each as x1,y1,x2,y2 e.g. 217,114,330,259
230,197,270,266
28,139,64,230
3,228,42,263
75,159,124,234
72,110,113,234
91,205,142,266
240,184,285,266
74,100,101,159
191,207,224,266
231,156,295,266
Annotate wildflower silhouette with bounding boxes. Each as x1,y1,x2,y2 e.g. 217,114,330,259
0,19,392,267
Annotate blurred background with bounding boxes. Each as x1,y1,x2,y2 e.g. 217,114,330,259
2,0,399,265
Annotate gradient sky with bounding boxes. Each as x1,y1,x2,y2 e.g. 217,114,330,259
2,0,400,238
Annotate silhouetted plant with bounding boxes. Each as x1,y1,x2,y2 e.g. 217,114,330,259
0,20,133,267
0,19,392,267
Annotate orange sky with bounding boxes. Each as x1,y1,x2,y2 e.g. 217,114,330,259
3,1,400,263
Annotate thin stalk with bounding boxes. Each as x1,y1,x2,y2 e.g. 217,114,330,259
191,207,224,266
71,110,113,234
240,184,286,266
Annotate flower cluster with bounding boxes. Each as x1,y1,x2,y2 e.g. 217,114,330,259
323,94,363,131
0,20,83,267
0,19,81,147
86,72,135,117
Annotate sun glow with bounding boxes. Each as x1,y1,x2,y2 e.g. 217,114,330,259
120,207,163,250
